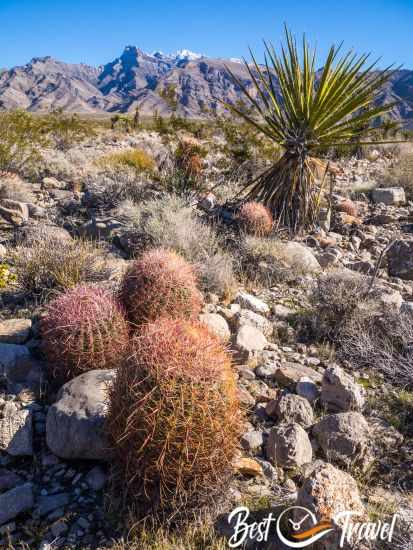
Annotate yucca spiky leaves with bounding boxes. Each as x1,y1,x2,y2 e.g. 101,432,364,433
224,27,399,233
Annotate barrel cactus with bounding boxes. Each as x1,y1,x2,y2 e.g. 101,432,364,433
106,318,242,517
41,285,129,382
119,248,202,326
238,201,273,236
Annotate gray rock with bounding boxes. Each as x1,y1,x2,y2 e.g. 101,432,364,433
387,240,413,280
267,393,314,428
235,325,267,360
37,493,70,516
0,469,23,492
235,291,270,315
46,369,115,460
0,344,30,377
0,483,34,525
401,301,413,316
0,402,33,456
371,187,406,205
321,364,365,412
277,241,321,274
199,313,231,342
0,199,29,227
79,217,122,240
274,362,322,389
240,430,264,452
312,412,370,466
266,422,312,468
235,309,273,337
0,319,31,344
296,462,365,549
84,466,107,491
296,377,319,403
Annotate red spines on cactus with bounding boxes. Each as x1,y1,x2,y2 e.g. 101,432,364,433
336,199,358,217
238,201,273,236
106,318,242,515
40,285,129,382
119,248,202,326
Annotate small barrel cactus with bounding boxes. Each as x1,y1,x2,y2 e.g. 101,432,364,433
40,285,129,382
336,199,358,217
106,318,242,516
119,248,202,326
238,201,273,236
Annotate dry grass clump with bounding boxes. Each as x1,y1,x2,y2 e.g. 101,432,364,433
84,169,153,209
378,150,413,200
106,318,242,518
116,195,236,295
310,270,370,339
238,201,273,236
40,285,129,382
338,308,413,388
0,173,36,203
9,236,109,298
96,148,155,175
120,248,202,326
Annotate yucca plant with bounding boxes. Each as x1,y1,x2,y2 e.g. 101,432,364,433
224,27,401,233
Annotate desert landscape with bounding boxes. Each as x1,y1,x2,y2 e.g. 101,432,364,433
0,19,412,550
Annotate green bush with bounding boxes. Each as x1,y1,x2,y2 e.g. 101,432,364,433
42,108,94,151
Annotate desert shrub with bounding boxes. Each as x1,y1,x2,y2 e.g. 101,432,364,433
96,149,155,175
116,195,236,294
42,108,94,151
106,318,242,517
238,201,273,236
84,170,153,209
0,110,48,174
0,173,36,203
310,270,370,340
336,199,358,217
378,152,413,200
120,248,202,325
338,308,413,389
9,236,109,297
41,285,129,382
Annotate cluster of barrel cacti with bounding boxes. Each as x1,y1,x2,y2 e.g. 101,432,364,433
40,247,241,518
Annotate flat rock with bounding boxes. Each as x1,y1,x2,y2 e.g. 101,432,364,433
234,291,270,315
0,319,31,344
199,313,231,342
37,493,70,516
0,402,33,456
0,483,34,525
275,362,322,389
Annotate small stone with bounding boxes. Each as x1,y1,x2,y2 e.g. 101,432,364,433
0,402,33,456
51,519,68,537
84,466,107,491
234,457,263,477
236,309,273,337
240,430,264,452
199,313,230,342
296,377,319,403
275,362,322,389
235,291,270,315
37,493,70,517
268,393,314,428
321,364,365,412
235,325,267,359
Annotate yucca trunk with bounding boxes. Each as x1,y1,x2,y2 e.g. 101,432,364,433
244,153,327,233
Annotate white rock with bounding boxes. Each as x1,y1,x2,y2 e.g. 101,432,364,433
0,402,33,456
199,313,231,342
235,291,270,315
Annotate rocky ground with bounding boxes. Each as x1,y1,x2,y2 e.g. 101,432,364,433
0,128,412,549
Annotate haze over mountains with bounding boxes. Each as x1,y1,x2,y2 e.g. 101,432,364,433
1,46,413,127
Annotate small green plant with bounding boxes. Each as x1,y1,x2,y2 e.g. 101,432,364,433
0,262,16,288
96,148,155,174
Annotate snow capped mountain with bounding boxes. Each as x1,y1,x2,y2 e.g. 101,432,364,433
151,49,204,63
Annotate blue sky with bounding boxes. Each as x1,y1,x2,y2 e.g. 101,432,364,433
1,0,412,69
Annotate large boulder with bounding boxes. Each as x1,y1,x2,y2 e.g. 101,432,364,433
387,240,413,280
46,369,115,460
266,422,312,468
371,187,406,205
321,364,365,412
296,461,365,549
312,412,370,466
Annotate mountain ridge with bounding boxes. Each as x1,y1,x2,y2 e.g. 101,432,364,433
1,47,413,128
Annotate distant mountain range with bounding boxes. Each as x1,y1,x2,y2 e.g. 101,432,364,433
1,46,413,127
